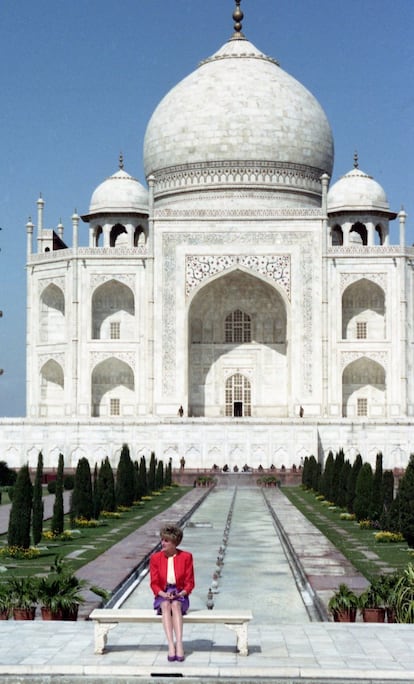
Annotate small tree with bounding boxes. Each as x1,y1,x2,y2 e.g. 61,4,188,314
354,462,373,521
337,459,352,509
148,452,156,493
8,464,33,548
32,451,44,545
0,461,16,486
155,460,164,490
346,453,362,513
116,444,135,507
380,469,395,530
331,449,345,505
71,457,93,521
51,453,64,535
98,457,116,513
321,451,334,500
165,458,172,487
371,452,384,521
92,463,100,519
395,454,414,547
137,455,148,499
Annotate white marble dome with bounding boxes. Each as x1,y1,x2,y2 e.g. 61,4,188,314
88,167,149,216
143,36,334,182
328,167,389,213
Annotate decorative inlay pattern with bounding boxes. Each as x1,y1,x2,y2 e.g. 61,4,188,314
38,353,65,367
90,351,136,370
328,245,401,256
153,161,324,197
156,206,322,218
340,272,386,292
341,351,387,370
39,277,65,293
162,231,314,396
185,255,290,298
90,273,135,289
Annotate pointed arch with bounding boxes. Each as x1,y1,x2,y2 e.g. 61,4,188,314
40,284,65,343
188,268,288,418
91,279,135,339
331,225,343,246
91,357,134,417
349,221,367,245
342,357,386,418
110,223,128,247
342,278,385,340
40,359,64,415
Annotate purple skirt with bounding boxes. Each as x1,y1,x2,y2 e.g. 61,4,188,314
153,584,190,615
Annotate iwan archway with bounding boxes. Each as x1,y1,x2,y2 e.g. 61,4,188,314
188,269,288,417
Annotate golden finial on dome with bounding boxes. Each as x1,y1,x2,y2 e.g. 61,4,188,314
119,152,124,170
231,0,245,40
353,151,359,169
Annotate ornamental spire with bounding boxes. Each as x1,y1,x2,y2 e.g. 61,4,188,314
353,150,359,169
231,0,245,40
119,152,124,170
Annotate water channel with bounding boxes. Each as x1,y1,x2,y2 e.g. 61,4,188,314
121,486,317,624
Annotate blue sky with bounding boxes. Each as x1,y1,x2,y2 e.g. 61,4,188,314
0,0,413,416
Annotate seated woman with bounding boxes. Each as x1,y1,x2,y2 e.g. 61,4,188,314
150,524,195,662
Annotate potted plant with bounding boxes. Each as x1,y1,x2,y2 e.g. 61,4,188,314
328,583,358,622
0,582,12,619
394,563,414,623
358,579,386,622
9,575,39,620
39,557,110,621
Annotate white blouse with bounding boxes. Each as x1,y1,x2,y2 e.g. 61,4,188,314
167,555,177,584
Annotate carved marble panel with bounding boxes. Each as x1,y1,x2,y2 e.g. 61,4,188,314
186,254,290,298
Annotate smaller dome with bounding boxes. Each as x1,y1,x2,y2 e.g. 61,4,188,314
328,167,389,213
88,168,149,216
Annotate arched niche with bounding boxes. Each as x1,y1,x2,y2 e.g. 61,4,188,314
40,284,65,343
349,221,368,245
40,359,64,413
110,223,128,247
91,279,135,340
342,356,386,418
342,278,385,340
188,268,288,418
91,357,134,417
331,225,343,246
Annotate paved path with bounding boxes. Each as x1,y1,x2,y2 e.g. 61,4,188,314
0,486,413,682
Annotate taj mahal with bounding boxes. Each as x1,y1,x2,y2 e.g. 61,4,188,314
1,2,413,472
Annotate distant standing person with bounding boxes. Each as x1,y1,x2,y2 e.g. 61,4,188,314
150,524,195,662
178,405,184,417
180,456,185,470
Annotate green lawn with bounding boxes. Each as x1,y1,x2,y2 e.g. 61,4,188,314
0,486,190,578
282,485,413,581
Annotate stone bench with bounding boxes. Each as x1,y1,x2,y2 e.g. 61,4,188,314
90,608,253,656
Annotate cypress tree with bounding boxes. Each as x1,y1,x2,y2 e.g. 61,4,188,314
337,459,352,509
116,444,135,507
98,457,116,512
51,453,64,535
380,469,395,530
354,462,373,521
8,464,33,548
395,454,414,547
165,458,172,486
92,462,101,519
32,451,44,545
331,449,345,505
371,452,384,521
346,453,362,513
71,457,93,520
137,456,148,498
321,451,334,500
155,460,164,490
148,452,156,493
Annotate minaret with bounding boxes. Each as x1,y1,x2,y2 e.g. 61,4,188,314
36,194,44,253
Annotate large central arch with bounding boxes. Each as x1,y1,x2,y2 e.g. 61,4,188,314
188,268,288,417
